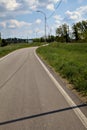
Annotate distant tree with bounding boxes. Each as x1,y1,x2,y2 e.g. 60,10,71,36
47,35,55,42
62,24,70,42
56,26,63,37
72,20,87,42
0,32,2,46
1,39,8,47
72,24,79,41
40,37,45,42
78,20,87,41
33,38,40,42
0,39,2,46
56,24,70,42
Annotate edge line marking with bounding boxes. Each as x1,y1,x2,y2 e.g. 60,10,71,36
34,50,87,128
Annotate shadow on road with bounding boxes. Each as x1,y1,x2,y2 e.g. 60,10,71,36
0,103,87,126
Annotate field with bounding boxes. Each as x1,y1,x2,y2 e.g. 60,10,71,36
0,42,44,58
37,43,87,96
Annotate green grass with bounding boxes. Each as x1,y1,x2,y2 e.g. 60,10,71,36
0,42,44,58
37,42,87,95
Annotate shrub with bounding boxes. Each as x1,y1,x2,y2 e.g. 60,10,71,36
1,39,8,47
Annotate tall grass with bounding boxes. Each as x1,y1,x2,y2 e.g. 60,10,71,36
37,43,87,95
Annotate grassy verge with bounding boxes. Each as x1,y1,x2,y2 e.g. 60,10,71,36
0,42,44,58
37,42,87,96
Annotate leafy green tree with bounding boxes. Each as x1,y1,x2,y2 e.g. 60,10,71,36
72,24,79,41
0,39,2,46
47,35,55,42
0,32,2,46
72,20,87,42
1,39,8,47
56,26,63,37
80,20,87,41
62,24,70,42
56,24,70,42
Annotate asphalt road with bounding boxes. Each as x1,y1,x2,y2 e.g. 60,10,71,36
0,47,87,130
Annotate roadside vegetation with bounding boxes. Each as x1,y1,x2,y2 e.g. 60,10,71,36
0,20,87,97
37,42,87,96
0,42,44,58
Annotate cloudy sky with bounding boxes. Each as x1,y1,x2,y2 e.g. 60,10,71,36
0,0,87,39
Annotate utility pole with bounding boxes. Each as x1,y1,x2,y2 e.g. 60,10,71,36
45,15,46,42
36,10,47,43
0,32,1,39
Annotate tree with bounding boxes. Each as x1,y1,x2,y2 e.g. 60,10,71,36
80,20,87,41
0,39,2,46
1,39,8,47
56,26,63,37
72,24,79,41
47,35,55,42
56,24,70,42
0,32,2,46
72,20,87,42
62,24,70,42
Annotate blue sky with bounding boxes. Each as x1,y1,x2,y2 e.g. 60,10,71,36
0,0,87,39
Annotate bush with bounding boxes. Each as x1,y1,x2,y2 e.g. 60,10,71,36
1,39,8,47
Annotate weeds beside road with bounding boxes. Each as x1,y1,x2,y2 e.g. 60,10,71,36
37,43,87,96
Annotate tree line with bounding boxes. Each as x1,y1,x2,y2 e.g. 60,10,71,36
56,20,87,43
0,38,30,47
0,20,87,47
35,20,87,43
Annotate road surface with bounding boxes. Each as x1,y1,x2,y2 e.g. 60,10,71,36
0,47,87,130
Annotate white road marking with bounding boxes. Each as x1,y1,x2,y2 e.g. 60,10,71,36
34,50,87,128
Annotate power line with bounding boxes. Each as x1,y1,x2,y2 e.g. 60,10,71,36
47,0,62,20
55,0,62,9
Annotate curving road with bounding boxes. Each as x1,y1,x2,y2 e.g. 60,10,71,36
0,47,87,130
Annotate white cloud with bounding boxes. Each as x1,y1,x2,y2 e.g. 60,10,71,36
77,6,87,15
49,0,66,3
0,0,37,19
0,19,32,29
0,19,33,38
0,0,20,11
24,0,39,10
66,10,81,21
0,0,66,19
66,5,87,22
49,0,60,3
54,15,63,26
35,28,41,33
0,0,67,38
9,20,31,28
24,0,38,5
35,19,42,24
0,22,6,28
54,15,62,20
47,3,55,11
